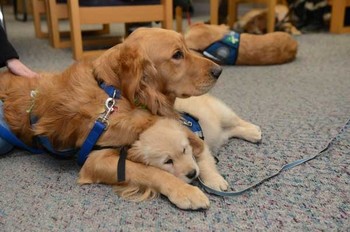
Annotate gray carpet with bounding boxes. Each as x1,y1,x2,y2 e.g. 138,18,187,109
1,3,350,232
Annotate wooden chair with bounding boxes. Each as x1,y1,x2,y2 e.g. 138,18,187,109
31,0,48,38
329,0,350,33
67,0,173,60
210,0,279,33
32,0,110,48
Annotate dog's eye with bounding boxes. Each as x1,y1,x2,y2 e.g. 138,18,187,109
164,159,173,164
172,51,184,60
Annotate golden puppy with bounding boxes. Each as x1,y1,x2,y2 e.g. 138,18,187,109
122,94,261,203
175,94,262,150
0,28,222,210
127,118,229,199
185,22,298,65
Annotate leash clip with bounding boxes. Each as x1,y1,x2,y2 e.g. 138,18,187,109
180,117,192,127
97,97,116,129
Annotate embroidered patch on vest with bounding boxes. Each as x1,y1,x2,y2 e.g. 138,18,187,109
203,31,240,65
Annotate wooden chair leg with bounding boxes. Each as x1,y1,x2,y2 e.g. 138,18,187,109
67,0,83,60
176,6,183,33
210,0,219,24
330,0,346,33
161,0,173,29
227,0,238,29
31,0,48,38
266,0,277,33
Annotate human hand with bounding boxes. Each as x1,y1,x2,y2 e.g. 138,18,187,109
6,58,38,78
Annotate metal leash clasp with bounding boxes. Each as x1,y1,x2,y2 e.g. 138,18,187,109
98,97,116,129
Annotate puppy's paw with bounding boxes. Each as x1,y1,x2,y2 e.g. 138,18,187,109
200,173,229,191
240,123,262,143
168,184,209,210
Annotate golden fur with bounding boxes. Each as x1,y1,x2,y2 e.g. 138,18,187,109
0,28,223,210
125,94,262,202
185,22,298,65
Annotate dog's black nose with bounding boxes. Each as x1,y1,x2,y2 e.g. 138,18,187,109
211,66,222,79
186,170,197,180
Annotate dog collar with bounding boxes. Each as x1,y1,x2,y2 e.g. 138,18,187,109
180,112,204,140
77,83,121,165
203,31,240,65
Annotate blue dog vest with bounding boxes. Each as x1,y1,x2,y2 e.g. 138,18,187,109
203,31,240,65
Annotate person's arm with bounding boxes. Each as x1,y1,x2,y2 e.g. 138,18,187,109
0,26,37,78
0,26,19,67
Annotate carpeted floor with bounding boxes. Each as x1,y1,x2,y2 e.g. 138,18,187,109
0,3,350,232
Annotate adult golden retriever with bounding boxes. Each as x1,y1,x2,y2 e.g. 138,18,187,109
185,23,298,65
0,28,222,210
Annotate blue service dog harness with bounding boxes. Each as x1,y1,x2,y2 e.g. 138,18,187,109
180,113,204,140
0,82,123,168
202,31,240,65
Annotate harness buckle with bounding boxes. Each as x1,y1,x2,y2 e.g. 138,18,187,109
97,97,116,130
180,117,192,127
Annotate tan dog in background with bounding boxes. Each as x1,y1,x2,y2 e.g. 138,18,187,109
185,22,298,65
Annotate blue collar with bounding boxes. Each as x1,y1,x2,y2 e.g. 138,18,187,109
180,113,204,140
203,31,240,65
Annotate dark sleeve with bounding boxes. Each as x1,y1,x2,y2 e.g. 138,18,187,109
0,26,19,68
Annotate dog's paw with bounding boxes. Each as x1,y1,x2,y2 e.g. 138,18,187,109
240,123,262,143
200,173,229,191
168,184,210,210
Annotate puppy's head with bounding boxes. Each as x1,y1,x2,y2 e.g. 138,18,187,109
93,28,222,116
128,118,204,183
185,23,230,51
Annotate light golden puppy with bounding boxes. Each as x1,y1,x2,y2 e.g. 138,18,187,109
175,94,262,151
124,94,261,206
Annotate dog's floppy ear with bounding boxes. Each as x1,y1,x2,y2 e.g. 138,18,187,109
93,44,175,117
93,44,146,103
185,128,204,158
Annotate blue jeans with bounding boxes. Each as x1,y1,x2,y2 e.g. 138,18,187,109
0,101,14,154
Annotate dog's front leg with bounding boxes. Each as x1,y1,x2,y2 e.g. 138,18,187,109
196,144,229,191
78,149,210,210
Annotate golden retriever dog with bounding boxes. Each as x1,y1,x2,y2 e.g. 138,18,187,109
0,28,223,210
124,94,261,201
185,22,298,65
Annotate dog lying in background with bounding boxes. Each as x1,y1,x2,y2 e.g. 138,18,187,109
234,4,301,35
119,94,262,203
0,28,223,210
185,22,298,65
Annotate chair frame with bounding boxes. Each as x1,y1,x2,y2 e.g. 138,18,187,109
31,0,110,48
32,0,48,38
67,0,173,60
329,0,350,33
